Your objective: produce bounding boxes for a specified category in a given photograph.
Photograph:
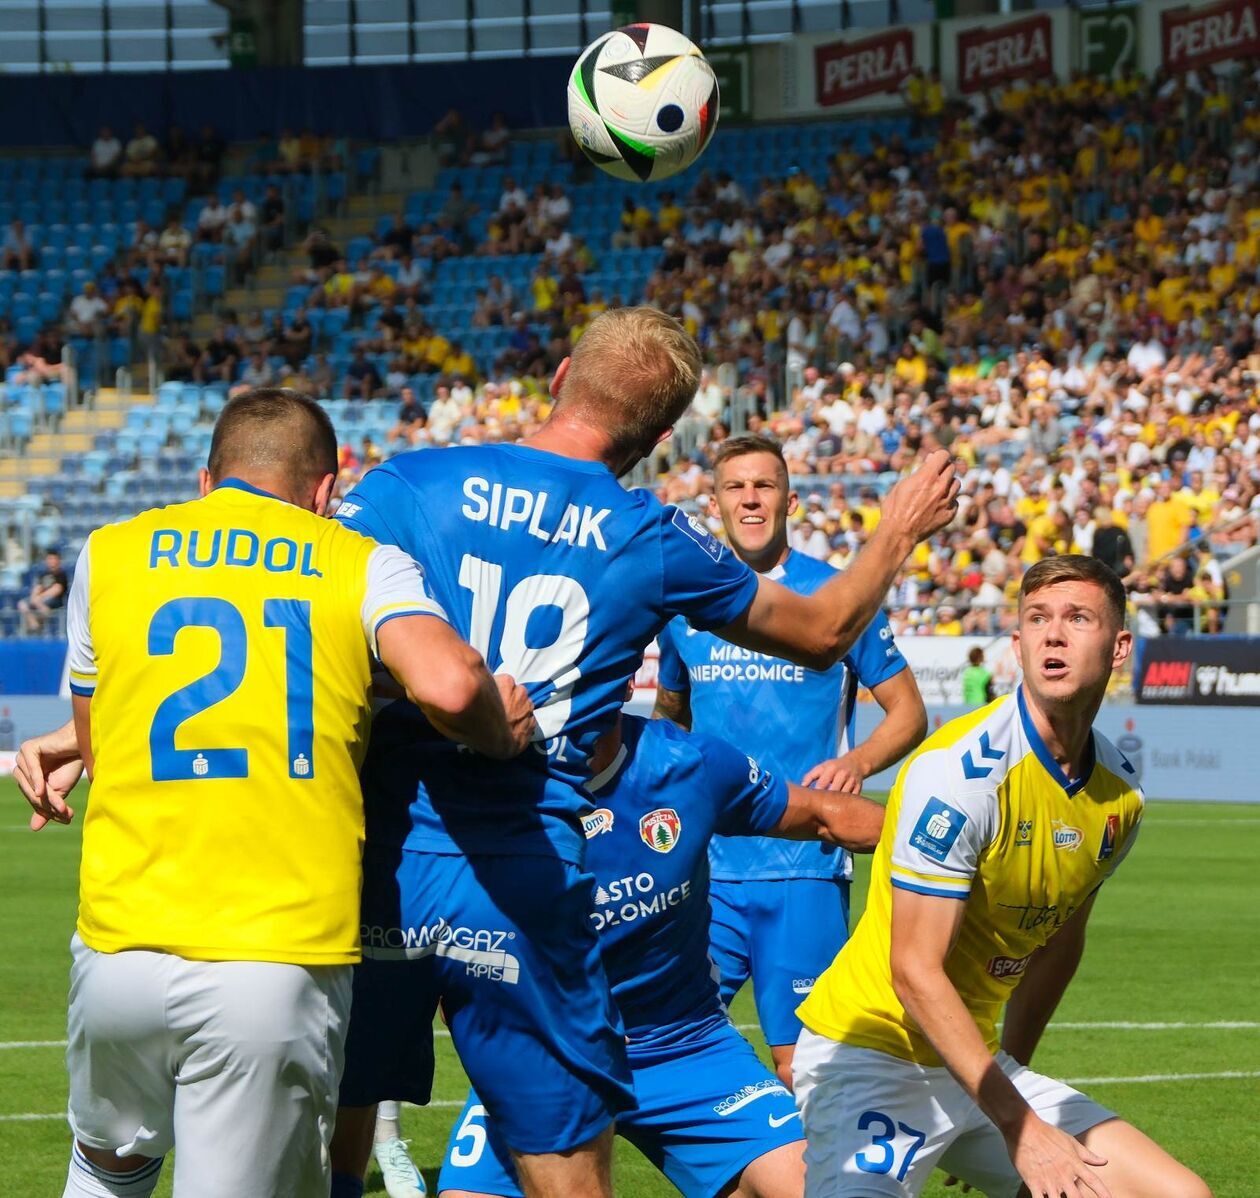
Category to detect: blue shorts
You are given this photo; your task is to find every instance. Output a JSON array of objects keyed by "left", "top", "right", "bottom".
[
  {"left": 438, "top": 1015, "right": 805, "bottom": 1198},
  {"left": 339, "top": 845, "right": 634, "bottom": 1155},
  {"left": 708, "top": 877, "right": 850, "bottom": 1047}
]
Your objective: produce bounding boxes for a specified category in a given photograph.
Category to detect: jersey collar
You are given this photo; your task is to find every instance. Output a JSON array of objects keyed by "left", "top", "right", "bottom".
[
  {"left": 215, "top": 477, "right": 285, "bottom": 502},
  {"left": 1016, "top": 685, "right": 1096, "bottom": 798},
  {"left": 587, "top": 742, "right": 629, "bottom": 794}
]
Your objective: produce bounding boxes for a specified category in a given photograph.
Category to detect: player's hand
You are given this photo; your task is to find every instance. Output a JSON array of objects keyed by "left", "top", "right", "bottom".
[
  {"left": 494, "top": 673, "right": 540, "bottom": 758},
  {"left": 881, "top": 450, "right": 960, "bottom": 545},
  {"left": 1005, "top": 1113, "right": 1111, "bottom": 1198},
  {"left": 14, "top": 725, "right": 84, "bottom": 832},
  {"left": 803, "top": 754, "right": 866, "bottom": 795}
]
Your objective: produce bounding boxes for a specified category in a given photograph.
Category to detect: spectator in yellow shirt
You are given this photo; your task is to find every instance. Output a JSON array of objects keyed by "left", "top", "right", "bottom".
[
  {"left": 442, "top": 344, "right": 477, "bottom": 381},
  {"left": 1146, "top": 480, "right": 1191, "bottom": 561}
]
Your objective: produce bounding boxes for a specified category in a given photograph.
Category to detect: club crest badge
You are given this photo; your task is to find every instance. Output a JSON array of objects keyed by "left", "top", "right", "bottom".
[{"left": 640, "top": 808, "right": 682, "bottom": 853}]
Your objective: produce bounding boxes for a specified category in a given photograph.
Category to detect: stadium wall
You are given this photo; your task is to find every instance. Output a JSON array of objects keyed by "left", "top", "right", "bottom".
[{"left": 0, "top": 57, "right": 572, "bottom": 148}]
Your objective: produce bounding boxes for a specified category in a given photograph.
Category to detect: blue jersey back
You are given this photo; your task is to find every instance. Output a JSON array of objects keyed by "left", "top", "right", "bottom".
[
  {"left": 657, "top": 550, "right": 906, "bottom": 882},
  {"left": 585, "top": 716, "right": 786, "bottom": 1048},
  {"left": 337, "top": 445, "right": 758, "bottom": 863}
]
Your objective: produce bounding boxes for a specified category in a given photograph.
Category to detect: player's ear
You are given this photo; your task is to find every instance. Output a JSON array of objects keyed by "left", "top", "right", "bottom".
[
  {"left": 654, "top": 426, "right": 674, "bottom": 448},
  {"left": 1112, "top": 627, "right": 1133, "bottom": 669},
  {"left": 787, "top": 489, "right": 800, "bottom": 517},
  {"left": 197, "top": 467, "right": 214, "bottom": 498},
  {"left": 313, "top": 472, "right": 336, "bottom": 516},
  {"left": 550, "top": 357, "right": 571, "bottom": 400}
]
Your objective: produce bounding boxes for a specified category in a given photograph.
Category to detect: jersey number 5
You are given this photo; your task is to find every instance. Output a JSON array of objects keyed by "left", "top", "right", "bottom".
[{"left": 147, "top": 596, "right": 314, "bottom": 782}]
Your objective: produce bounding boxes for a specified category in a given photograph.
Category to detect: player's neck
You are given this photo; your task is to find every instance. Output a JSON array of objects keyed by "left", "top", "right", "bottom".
[
  {"left": 737, "top": 540, "right": 790, "bottom": 575},
  {"left": 1020, "top": 684, "right": 1101, "bottom": 782},
  {"left": 522, "top": 419, "right": 619, "bottom": 471}
]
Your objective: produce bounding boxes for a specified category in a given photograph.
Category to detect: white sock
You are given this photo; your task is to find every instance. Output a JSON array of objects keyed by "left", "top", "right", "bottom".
[
  {"left": 375, "top": 1100, "right": 401, "bottom": 1143},
  {"left": 63, "top": 1143, "right": 162, "bottom": 1198}
]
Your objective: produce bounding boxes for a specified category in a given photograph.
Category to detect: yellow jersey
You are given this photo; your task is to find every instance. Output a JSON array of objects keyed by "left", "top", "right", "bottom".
[
  {"left": 799, "top": 689, "right": 1143, "bottom": 1066},
  {"left": 65, "top": 479, "right": 442, "bottom": 965}
]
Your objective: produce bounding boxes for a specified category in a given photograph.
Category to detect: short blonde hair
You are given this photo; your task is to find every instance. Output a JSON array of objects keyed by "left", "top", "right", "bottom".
[{"left": 558, "top": 307, "right": 702, "bottom": 451}]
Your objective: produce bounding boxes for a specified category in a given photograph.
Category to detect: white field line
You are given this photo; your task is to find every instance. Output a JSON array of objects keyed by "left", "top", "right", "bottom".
[
  {"left": 2, "top": 1021, "right": 1255, "bottom": 1053},
  {"left": 7, "top": 1073, "right": 1260, "bottom": 1125}
]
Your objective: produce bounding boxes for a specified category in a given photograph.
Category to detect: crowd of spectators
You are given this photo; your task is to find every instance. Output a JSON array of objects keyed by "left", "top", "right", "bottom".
[
  {"left": 323, "top": 71, "right": 1260, "bottom": 637},
  {"left": 12, "top": 72, "right": 1260, "bottom": 641}
]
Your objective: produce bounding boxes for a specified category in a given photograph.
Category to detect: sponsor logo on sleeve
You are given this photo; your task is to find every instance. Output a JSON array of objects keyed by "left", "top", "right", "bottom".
[
  {"left": 909, "top": 797, "right": 966, "bottom": 863},
  {"left": 583, "top": 808, "right": 615, "bottom": 838},
  {"left": 640, "top": 807, "right": 682, "bottom": 853},
  {"left": 1097, "top": 812, "right": 1120, "bottom": 861},
  {"left": 1051, "top": 820, "right": 1083, "bottom": 853},
  {"left": 791, "top": 977, "right": 817, "bottom": 995},
  {"left": 671, "top": 506, "right": 724, "bottom": 562}
]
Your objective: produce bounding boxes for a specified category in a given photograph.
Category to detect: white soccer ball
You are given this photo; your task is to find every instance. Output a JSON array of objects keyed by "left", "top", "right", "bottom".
[{"left": 567, "top": 23, "right": 720, "bottom": 183}]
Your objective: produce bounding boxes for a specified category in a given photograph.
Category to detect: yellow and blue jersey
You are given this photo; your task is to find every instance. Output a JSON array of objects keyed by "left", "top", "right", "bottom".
[
  {"left": 65, "top": 478, "right": 442, "bottom": 965},
  {"left": 798, "top": 688, "right": 1143, "bottom": 1066}
]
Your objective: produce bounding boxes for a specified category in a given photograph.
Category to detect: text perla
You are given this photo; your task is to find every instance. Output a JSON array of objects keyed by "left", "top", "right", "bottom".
[{"left": 461, "top": 477, "right": 611, "bottom": 551}]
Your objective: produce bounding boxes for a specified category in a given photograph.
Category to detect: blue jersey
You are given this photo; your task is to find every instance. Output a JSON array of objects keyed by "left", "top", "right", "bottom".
[
  {"left": 584, "top": 715, "right": 787, "bottom": 1047},
  {"left": 336, "top": 445, "right": 759, "bottom": 864},
  {"left": 657, "top": 550, "right": 906, "bottom": 882}
]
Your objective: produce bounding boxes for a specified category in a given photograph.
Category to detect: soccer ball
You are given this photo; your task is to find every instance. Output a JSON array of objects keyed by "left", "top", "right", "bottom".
[{"left": 567, "top": 23, "right": 720, "bottom": 183}]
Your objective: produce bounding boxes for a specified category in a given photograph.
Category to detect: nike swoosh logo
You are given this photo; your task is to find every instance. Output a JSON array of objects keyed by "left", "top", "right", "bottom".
[{"left": 768, "top": 1112, "right": 801, "bottom": 1128}]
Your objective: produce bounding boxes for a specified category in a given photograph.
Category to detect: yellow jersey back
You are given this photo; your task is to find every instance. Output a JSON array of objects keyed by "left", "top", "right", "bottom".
[
  {"left": 798, "top": 689, "right": 1144, "bottom": 1066},
  {"left": 67, "top": 479, "right": 438, "bottom": 965}
]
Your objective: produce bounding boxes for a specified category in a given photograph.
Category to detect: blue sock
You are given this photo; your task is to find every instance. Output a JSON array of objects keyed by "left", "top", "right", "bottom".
[{"left": 330, "top": 1173, "right": 365, "bottom": 1198}]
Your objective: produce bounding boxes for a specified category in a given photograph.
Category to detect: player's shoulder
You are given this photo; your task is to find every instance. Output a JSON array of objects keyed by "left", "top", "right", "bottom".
[
  {"left": 780, "top": 549, "right": 837, "bottom": 595},
  {"left": 1087, "top": 729, "right": 1146, "bottom": 808},
  {"left": 898, "top": 695, "right": 1018, "bottom": 804}
]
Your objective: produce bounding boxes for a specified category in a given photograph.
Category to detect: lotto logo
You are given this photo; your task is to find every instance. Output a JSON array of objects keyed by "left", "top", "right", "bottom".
[
  {"left": 1052, "top": 821, "right": 1083, "bottom": 853},
  {"left": 583, "top": 808, "right": 615, "bottom": 838}
]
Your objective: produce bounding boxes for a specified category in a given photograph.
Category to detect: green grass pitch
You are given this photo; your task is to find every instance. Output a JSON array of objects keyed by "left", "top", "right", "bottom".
[{"left": 1, "top": 779, "right": 1256, "bottom": 1196}]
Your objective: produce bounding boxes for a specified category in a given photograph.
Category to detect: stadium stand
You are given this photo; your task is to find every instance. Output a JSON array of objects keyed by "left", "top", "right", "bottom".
[{"left": 4, "top": 66, "right": 1260, "bottom": 643}]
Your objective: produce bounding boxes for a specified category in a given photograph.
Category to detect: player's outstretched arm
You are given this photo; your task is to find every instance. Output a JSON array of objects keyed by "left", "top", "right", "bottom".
[
  {"left": 772, "top": 784, "right": 885, "bottom": 852},
  {"left": 376, "top": 616, "right": 537, "bottom": 760},
  {"left": 13, "top": 719, "right": 84, "bottom": 831},
  {"left": 1000, "top": 891, "right": 1097, "bottom": 1067},
  {"left": 714, "top": 451, "right": 960, "bottom": 670},
  {"left": 890, "top": 889, "right": 1111, "bottom": 1198}
]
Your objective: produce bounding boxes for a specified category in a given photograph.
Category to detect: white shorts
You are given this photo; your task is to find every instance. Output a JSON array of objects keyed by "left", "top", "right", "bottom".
[
  {"left": 67, "top": 934, "right": 352, "bottom": 1197},
  {"left": 793, "top": 1029, "right": 1115, "bottom": 1198}
]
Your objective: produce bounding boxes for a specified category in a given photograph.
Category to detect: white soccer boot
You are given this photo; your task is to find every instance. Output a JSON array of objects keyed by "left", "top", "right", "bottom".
[{"left": 373, "top": 1136, "right": 427, "bottom": 1198}]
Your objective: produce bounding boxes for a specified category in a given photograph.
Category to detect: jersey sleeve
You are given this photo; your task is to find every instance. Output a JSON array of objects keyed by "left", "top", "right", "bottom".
[
  {"left": 697, "top": 731, "right": 790, "bottom": 838},
  {"left": 889, "top": 753, "right": 998, "bottom": 900},
  {"left": 334, "top": 462, "right": 414, "bottom": 549},
  {"left": 654, "top": 620, "right": 689, "bottom": 693},
  {"left": 659, "top": 506, "right": 759, "bottom": 631},
  {"left": 65, "top": 541, "right": 96, "bottom": 697},
  {"left": 362, "top": 544, "right": 449, "bottom": 657},
  {"left": 844, "top": 608, "right": 907, "bottom": 689}
]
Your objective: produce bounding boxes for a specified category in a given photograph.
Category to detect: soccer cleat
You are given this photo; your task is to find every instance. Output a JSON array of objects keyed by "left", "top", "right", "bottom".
[{"left": 374, "top": 1136, "right": 427, "bottom": 1198}]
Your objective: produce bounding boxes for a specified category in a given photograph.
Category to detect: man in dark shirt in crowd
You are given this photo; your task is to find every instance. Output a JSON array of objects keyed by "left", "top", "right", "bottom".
[
  {"left": 19, "top": 550, "right": 68, "bottom": 634},
  {"left": 380, "top": 214, "right": 415, "bottom": 259},
  {"left": 1091, "top": 505, "right": 1135, "bottom": 577},
  {"left": 343, "top": 347, "right": 383, "bottom": 401},
  {"left": 261, "top": 184, "right": 286, "bottom": 252}
]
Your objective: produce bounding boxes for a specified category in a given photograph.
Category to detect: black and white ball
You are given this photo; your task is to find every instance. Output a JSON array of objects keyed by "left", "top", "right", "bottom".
[{"left": 567, "top": 23, "right": 720, "bottom": 183}]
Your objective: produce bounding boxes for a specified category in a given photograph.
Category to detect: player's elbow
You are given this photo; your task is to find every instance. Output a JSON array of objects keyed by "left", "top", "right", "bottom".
[
  {"left": 889, "top": 950, "right": 936, "bottom": 1011},
  {"left": 414, "top": 645, "right": 489, "bottom": 723}
]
